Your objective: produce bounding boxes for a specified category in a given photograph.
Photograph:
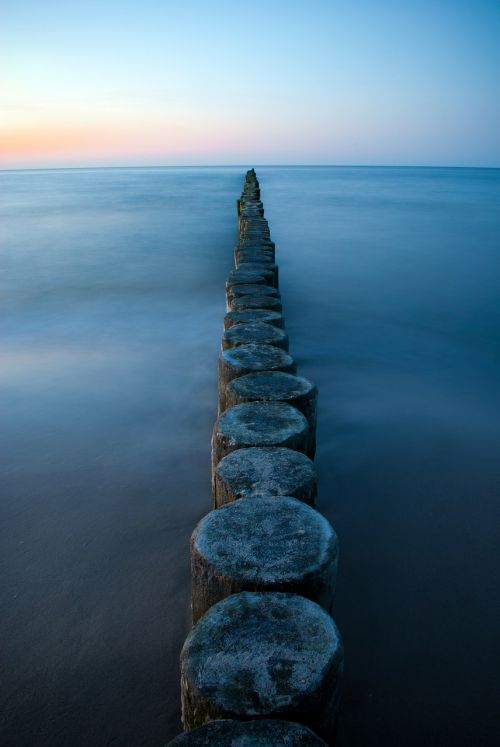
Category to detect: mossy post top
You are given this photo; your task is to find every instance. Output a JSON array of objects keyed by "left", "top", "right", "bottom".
[
  {"left": 191, "top": 496, "right": 338, "bottom": 586},
  {"left": 181, "top": 591, "right": 344, "bottom": 716},
  {"left": 222, "top": 322, "right": 289, "bottom": 350},
  {"left": 227, "top": 370, "right": 317, "bottom": 402},
  {"left": 219, "top": 343, "right": 295, "bottom": 375},
  {"left": 223, "top": 309, "right": 284, "bottom": 329},
  {"left": 214, "top": 402, "right": 309, "bottom": 448},
  {"left": 215, "top": 446, "right": 316, "bottom": 501}
]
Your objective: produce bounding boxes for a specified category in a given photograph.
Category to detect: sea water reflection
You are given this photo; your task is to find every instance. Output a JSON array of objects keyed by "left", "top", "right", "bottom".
[{"left": 1, "top": 166, "right": 499, "bottom": 746}]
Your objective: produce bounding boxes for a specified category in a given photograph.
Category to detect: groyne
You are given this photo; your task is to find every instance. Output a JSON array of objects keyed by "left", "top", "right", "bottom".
[{"left": 167, "top": 170, "right": 344, "bottom": 745}]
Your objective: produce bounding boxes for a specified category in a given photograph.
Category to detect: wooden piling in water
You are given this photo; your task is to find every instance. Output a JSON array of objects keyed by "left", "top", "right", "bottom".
[
  {"left": 229, "top": 294, "right": 283, "bottom": 313},
  {"left": 223, "top": 308, "right": 284, "bottom": 329},
  {"left": 236, "top": 260, "right": 279, "bottom": 286},
  {"left": 173, "top": 169, "right": 343, "bottom": 745},
  {"left": 225, "top": 371, "right": 318, "bottom": 457},
  {"left": 226, "top": 283, "right": 280, "bottom": 311},
  {"left": 213, "top": 446, "right": 317, "bottom": 507},
  {"left": 190, "top": 496, "right": 338, "bottom": 622},
  {"left": 228, "top": 282, "right": 280, "bottom": 300},
  {"left": 221, "top": 322, "right": 289, "bottom": 351},
  {"left": 218, "top": 343, "right": 295, "bottom": 412},
  {"left": 227, "top": 268, "right": 274, "bottom": 287},
  {"left": 180, "top": 592, "right": 344, "bottom": 741},
  {"left": 211, "top": 402, "right": 309, "bottom": 484}
]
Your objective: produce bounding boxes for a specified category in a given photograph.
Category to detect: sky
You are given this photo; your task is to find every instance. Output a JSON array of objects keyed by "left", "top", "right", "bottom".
[{"left": 1, "top": 0, "right": 500, "bottom": 168}]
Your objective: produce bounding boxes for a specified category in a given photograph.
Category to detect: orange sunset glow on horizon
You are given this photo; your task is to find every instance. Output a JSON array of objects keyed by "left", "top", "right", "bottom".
[{"left": 2, "top": 1, "right": 499, "bottom": 168}]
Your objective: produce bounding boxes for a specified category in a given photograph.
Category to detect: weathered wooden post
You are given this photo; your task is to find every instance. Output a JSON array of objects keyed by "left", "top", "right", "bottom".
[
  {"left": 218, "top": 343, "right": 295, "bottom": 412},
  {"left": 227, "top": 267, "right": 275, "bottom": 286},
  {"left": 173, "top": 169, "right": 343, "bottom": 746},
  {"left": 236, "top": 249, "right": 275, "bottom": 264},
  {"left": 228, "top": 282, "right": 280, "bottom": 302},
  {"left": 223, "top": 309, "right": 284, "bottom": 329},
  {"left": 225, "top": 371, "right": 318, "bottom": 457},
  {"left": 222, "top": 322, "right": 289, "bottom": 351},
  {"left": 213, "top": 446, "right": 317, "bottom": 506},
  {"left": 180, "top": 592, "right": 344, "bottom": 741},
  {"left": 211, "top": 403, "right": 309, "bottom": 484},
  {"left": 236, "top": 260, "right": 279, "bottom": 285},
  {"left": 190, "top": 496, "right": 338, "bottom": 621},
  {"left": 230, "top": 295, "right": 283, "bottom": 313}
]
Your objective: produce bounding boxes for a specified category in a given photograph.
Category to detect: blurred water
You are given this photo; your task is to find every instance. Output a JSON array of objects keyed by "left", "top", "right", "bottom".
[{"left": 1, "top": 166, "right": 499, "bottom": 746}]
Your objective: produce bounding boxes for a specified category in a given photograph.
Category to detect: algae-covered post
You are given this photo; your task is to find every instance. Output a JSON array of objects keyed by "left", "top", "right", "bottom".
[
  {"left": 190, "top": 496, "right": 338, "bottom": 622},
  {"left": 168, "top": 169, "right": 343, "bottom": 746},
  {"left": 223, "top": 308, "right": 283, "bottom": 329},
  {"left": 221, "top": 322, "right": 289, "bottom": 351},
  {"left": 211, "top": 402, "right": 310, "bottom": 483},
  {"left": 225, "top": 371, "right": 318, "bottom": 456},
  {"left": 180, "top": 592, "right": 344, "bottom": 741},
  {"left": 217, "top": 343, "right": 295, "bottom": 412},
  {"left": 213, "top": 446, "right": 317, "bottom": 507}
]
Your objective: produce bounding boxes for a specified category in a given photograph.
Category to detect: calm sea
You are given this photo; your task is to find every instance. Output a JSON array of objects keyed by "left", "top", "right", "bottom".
[{"left": 1, "top": 166, "right": 499, "bottom": 746}]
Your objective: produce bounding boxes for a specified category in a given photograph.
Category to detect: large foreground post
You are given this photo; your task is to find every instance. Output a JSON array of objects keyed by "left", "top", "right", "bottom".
[{"left": 180, "top": 592, "right": 344, "bottom": 742}]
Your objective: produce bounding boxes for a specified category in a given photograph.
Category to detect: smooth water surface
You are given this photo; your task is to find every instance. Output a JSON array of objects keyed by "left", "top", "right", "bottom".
[{"left": 1, "top": 166, "right": 499, "bottom": 746}]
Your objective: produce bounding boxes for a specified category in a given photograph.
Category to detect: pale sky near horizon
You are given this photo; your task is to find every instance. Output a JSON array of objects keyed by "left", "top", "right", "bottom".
[{"left": 1, "top": 0, "right": 500, "bottom": 168}]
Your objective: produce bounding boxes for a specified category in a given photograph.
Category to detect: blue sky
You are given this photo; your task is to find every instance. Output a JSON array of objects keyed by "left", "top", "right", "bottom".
[{"left": 1, "top": 0, "right": 500, "bottom": 167}]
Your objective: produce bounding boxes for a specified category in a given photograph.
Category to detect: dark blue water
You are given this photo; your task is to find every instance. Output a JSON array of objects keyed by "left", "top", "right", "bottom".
[{"left": 1, "top": 167, "right": 499, "bottom": 746}]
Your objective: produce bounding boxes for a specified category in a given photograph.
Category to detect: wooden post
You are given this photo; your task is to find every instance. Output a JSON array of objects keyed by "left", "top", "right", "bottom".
[
  {"left": 226, "top": 371, "right": 318, "bottom": 458},
  {"left": 229, "top": 295, "right": 283, "bottom": 313},
  {"left": 191, "top": 495, "right": 338, "bottom": 621},
  {"left": 222, "top": 322, "right": 289, "bottom": 351},
  {"left": 218, "top": 344, "right": 295, "bottom": 412},
  {"left": 211, "top": 402, "right": 309, "bottom": 485},
  {"left": 213, "top": 446, "right": 317, "bottom": 507},
  {"left": 223, "top": 309, "right": 284, "bottom": 330},
  {"left": 181, "top": 592, "right": 344, "bottom": 741}
]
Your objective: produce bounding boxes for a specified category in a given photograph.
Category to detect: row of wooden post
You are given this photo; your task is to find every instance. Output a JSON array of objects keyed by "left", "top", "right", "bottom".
[{"left": 167, "top": 170, "right": 344, "bottom": 746}]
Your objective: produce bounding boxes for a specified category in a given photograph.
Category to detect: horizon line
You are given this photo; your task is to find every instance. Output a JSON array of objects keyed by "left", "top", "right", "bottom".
[{"left": 1, "top": 163, "right": 500, "bottom": 174}]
